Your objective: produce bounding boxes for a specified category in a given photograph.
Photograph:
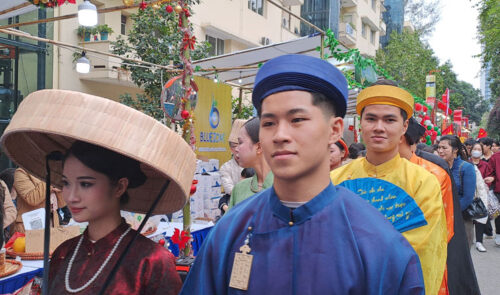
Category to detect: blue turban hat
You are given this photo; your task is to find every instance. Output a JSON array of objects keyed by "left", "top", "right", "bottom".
[{"left": 252, "top": 54, "right": 348, "bottom": 118}]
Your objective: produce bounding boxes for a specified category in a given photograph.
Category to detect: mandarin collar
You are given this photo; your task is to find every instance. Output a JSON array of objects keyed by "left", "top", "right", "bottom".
[
  {"left": 270, "top": 183, "right": 337, "bottom": 225},
  {"left": 82, "top": 219, "right": 130, "bottom": 251},
  {"left": 362, "top": 153, "right": 402, "bottom": 178}
]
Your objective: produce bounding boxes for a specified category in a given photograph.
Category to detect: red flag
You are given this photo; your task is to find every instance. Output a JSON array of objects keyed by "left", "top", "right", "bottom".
[
  {"left": 478, "top": 128, "right": 488, "bottom": 139},
  {"left": 442, "top": 125, "right": 453, "bottom": 135},
  {"left": 453, "top": 110, "right": 462, "bottom": 124}
]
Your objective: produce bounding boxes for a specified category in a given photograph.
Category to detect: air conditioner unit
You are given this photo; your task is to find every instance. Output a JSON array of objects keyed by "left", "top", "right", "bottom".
[{"left": 260, "top": 37, "right": 271, "bottom": 45}]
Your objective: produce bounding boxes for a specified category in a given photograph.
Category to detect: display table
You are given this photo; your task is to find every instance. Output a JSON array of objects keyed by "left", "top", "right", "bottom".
[
  {"left": 0, "top": 222, "right": 213, "bottom": 294},
  {"left": 0, "top": 260, "right": 43, "bottom": 294}
]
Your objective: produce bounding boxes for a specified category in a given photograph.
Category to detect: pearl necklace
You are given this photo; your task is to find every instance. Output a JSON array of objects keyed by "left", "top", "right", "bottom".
[{"left": 65, "top": 227, "right": 132, "bottom": 293}]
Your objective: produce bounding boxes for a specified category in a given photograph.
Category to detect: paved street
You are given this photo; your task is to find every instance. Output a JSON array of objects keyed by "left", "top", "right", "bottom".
[{"left": 471, "top": 237, "right": 500, "bottom": 295}]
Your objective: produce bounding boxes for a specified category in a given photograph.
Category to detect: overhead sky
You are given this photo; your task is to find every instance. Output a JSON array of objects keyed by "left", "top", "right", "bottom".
[{"left": 428, "top": 0, "right": 481, "bottom": 89}]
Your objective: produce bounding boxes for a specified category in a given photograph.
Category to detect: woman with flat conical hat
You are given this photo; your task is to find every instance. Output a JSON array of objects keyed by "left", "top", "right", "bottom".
[{"left": 1, "top": 90, "right": 196, "bottom": 294}]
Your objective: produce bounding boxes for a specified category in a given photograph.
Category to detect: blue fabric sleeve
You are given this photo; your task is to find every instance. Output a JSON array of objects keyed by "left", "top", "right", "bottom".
[{"left": 460, "top": 163, "right": 476, "bottom": 210}]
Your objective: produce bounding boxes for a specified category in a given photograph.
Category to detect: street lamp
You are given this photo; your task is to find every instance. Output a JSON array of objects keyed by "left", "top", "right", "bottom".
[{"left": 78, "top": 0, "right": 97, "bottom": 27}]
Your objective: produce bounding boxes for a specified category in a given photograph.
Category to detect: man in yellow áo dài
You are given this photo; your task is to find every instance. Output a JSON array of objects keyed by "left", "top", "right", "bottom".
[{"left": 330, "top": 81, "right": 447, "bottom": 295}]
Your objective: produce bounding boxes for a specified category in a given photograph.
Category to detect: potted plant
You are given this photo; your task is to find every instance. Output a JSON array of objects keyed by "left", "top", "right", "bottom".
[
  {"left": 76, "top": 26, "right": 92, "bottom": 42},
  {"left": 97, "top": 24, "right": 114, "bottom": 41}
]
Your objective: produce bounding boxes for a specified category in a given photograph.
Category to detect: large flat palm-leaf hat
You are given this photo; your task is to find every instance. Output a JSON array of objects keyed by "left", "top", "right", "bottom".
[{"left": 1, "top": 89, "right": 196, "bottom": 214}]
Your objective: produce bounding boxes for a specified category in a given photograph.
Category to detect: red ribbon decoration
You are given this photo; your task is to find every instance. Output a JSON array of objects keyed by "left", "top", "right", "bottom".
[
  {"left": 182, "top": 33, "right": 196, "bottom": 50},
  {"left": 57, "top": 0, "right": 76, "bottom": 5}
]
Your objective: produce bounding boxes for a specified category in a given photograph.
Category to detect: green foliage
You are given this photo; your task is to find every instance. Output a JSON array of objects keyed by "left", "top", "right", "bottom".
[
  {"left": 110, "top": 2, "right": 210, "bottom": 121},
  {"left": 375, "top": 30, "right": 487, "bottom": 125},
  {"left": 76, "top": 26, "right": 96, "bottom": 38},
  {"left": 376, "top": 30, "right": 438, "bottom": 99},
  {"left": 120, "top": 93, "right": 164, "bottom": 121},
  {"left": 322, "top": 29, "right": 428, "bottom": 107},
  {"left": 231, "top": 96, "right": 254, "bottom": 120},
  {"left": 96, "top": 24, "right": 113, "bottom": 34},
  {"left": 478, "top": 0, "right": 500, "bottom": 101},
  {"left": 487, "top": 97, "right": 500, "bottom": 139}
]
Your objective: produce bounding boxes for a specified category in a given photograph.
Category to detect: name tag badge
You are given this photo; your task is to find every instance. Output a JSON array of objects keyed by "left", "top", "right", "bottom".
[{"left": 229, "top": 245, "right": 253, "bottom": 290}]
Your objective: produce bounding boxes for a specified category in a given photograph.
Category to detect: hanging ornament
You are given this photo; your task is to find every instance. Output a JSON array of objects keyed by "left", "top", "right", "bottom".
[
  {"left": 122, "top": 0, "right": 134, "bottom": 6},
  {"left": 183, "top": 8, "right": 191, "bottom": 17},
  {"left": 181, "top": 110, "right": 190, "bottom": 119},
  {"left": 139, "top": 1, "right": 147, "bottom": 10},
  {"left": 174, "top": 4, "right": 183, "bottom": 13},
  {"left": 424, "top": 119, "right": 431, "bottom": 126},
  {"left": 166, "top": 5, "right": 173, "bottom": 13},
  {"left": 434, "top": 126, "right": 439, "bottom": 131},
  {"left": 160, "top": 75, "right": 198, "bottom": 121},
  {"left": 427, "top": 125, "right": 432, "bottom": 130},
  {"left": 190, "top": 184, "right": 197, "bottom": 195}
]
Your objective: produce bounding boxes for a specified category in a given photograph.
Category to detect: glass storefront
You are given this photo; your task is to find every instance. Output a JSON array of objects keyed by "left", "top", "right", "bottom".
[{"left": 0, "top": 9, "right": 53, "bottom": 170}]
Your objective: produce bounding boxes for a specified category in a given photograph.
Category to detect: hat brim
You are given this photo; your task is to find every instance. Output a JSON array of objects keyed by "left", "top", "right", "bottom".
[{"left": 1, "top": 90, "right": 196, "bottom": 215}]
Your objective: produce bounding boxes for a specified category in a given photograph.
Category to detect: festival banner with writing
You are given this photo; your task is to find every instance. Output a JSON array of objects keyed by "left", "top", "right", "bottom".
[{"left": 193, "top": 76, "right": 232, "bottom": 165}]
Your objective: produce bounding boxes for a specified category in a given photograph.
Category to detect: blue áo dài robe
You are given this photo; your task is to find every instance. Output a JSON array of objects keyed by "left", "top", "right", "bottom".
[{"left": 180, "top": 183, "right": 424, "bottom": 295}]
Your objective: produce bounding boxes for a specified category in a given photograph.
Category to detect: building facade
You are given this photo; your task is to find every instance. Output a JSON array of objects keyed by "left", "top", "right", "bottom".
[
  {"left": 379, "top": 0, "right": 403, "bottom": 48},
  {"left": 338, "top": 0, "right": 386, "bottom": 57},
  {"left": 480, "top": 61, "right": 493, "bottom": 102}
]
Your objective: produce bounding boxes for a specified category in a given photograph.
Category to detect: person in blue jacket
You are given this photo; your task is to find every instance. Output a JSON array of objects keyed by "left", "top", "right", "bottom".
[
  {"left": 438, "top": 134, "right": 476, "bottom": 247},
  {"left": 180, "top": 54, "right": 424, "bottom": 295}
]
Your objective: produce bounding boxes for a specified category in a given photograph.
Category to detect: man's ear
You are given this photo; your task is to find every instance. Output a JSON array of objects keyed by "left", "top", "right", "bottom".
[
  {"left": 329, "top": 117, "right": 344, "bottom": 146},
  {"left": 402, "top": 118, "right": 409, "bottom": 134},
  {"left": 256, "top": 142, "right": 262, "bottom": 155}
]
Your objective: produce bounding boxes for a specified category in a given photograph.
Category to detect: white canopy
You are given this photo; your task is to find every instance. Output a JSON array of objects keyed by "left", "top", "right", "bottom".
[{"left": 193, "top": 33, "right": 333, "bottom": 89}]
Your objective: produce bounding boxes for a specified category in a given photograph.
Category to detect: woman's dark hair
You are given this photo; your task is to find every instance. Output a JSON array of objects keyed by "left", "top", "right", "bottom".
[
  {"left": 464, "top": 138, "right": 476, "bottom": 147},
  {"left": 241, "top": 168, "right": 256, "bottom": 179},
  {"left": 334, "top": 141, "right": 346, "bottom": 153},
  {"left": 63, "top": 141, "right": 147, "bottom": 204},
  {"left": 0, "top": 168, "right": 16, "bottom": 192},
  {"left": 243, "top": 117, "right": 260, "bottom": 144},
  {"left": 439, "top": 135, "right": 469, "bottom": 160},
  {"left": 348, "top": 143, "right": 366, "bottom": 159}
]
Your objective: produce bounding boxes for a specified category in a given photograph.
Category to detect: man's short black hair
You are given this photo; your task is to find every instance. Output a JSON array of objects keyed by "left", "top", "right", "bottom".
[
  {"left": 311, "top": 92, "right": 337, "bottom": 118},
  {"left": 479, "top": 137, "right": 494, "bottom": 147}
]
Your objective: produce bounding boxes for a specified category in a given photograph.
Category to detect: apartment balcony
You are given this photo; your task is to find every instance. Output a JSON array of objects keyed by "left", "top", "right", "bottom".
[
  {"left": 379, "top": 21, "right": 386, "bottom": 36},
  {"left": 77, "top": 40, "right": 135, "bottom": 87},
  {"left": 341, "top": 0, "right": 358, "bottom": 8},
  {"left": 338, "top": 22, "right": 357, "bottom": 46}
]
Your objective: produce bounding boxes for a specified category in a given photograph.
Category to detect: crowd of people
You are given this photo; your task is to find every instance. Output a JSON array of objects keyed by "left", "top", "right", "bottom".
[{"left": 0, "top": 53, "right": 496, "bottom": 294}]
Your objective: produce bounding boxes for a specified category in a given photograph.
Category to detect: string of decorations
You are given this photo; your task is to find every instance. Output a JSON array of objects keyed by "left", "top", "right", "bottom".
[
  {"left": 321, "top": 29, "right": 431, "bottom": 110},
  {"left": 28, "top": 0, "right": 76, "bottom": 8}
]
